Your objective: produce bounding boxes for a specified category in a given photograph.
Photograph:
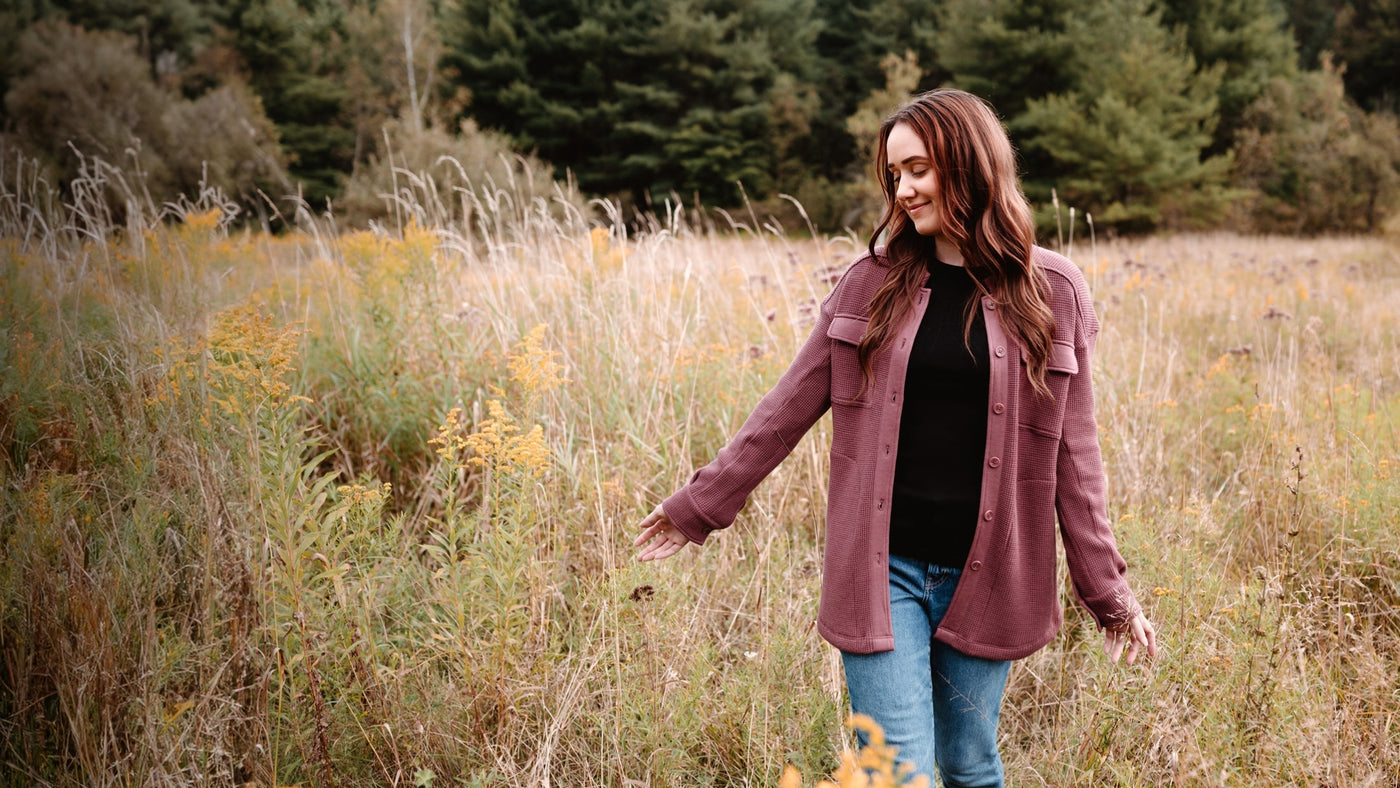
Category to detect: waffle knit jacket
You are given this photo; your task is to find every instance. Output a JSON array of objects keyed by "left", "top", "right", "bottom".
[{"left": 661, "top": 246, "right": 1143, "bottom": 660}]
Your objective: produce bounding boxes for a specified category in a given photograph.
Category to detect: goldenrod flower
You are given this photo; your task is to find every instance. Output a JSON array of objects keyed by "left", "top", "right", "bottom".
[
  {"left": 205, "top": 302, "right": 306, "bottom": 417},
  {"left": 435, "top": 400, "right": 549, "bottom": 479},
  {"left": 784, "top": 715, "right": 928, "bottom": 788},
  {"left": 508, "top": 324, "right": 567, "bottom": 401}
]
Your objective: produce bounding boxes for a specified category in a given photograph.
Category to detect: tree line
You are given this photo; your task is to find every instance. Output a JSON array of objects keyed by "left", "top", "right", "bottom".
[{"left": 1, "top": 0, "right": 1397, "bottom": 233}]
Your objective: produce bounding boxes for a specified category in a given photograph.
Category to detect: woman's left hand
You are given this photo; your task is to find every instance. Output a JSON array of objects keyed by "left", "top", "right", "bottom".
[{"left": 1104, "top": 612, "right": 1157, "bottom": 666}]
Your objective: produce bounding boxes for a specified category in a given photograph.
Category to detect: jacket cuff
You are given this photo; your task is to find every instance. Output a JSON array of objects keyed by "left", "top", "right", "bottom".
[
  {"left": 1084, "top": 584, "right": 1142, "bottom": 630},
  {"left": 661, "top": 486, "right": 722, "bottom": 546}
]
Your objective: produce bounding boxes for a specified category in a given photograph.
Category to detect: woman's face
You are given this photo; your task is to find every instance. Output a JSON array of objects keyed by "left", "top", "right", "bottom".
[{"left": 885, "top": 121, "right": 942, "bottom": 237}]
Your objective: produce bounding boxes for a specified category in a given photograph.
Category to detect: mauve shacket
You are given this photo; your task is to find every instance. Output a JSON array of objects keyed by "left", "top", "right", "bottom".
[{"left": 661, "top": 246, "right": 1142, "bottom": 660}]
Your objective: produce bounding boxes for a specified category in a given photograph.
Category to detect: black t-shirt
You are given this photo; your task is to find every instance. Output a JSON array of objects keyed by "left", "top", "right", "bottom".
[{"left": 887, "top": 260, "right": 990, "bottom": 568}]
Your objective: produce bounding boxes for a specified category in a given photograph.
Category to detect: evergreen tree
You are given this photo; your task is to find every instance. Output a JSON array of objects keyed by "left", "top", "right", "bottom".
[
  {"left": 933, "top": 0, "right": 1079, "bottom": 120},
  {"left": 806, "top": 0, "right": 948, "bottom": 181},
  {"left": 934, "top": 0, "right": 1231, "bottom": 231},
  {"left": 1158, "top": 0, "right": 1298, "bottom": 152},
  {"left": 1331, "top": 0, "right": 1400, "bottom": 110},
  {"left": 845, "top": 49, "right": 922, "bottom": 162},
  {"left": 1283, "top": 0, "right": 1339, "bottom": 68},
  {"left": 19, "top": 0, "right": 227, "bottom": 66},
  {"left": 1016, "top": 0, "right": 1231, "bottom": 229},
  {"left": 225, "top": 0, "right": 357, "bottom": 207},
  {"left": 1, "top": 0, "right": 226, "bottom": 115},
  {"left": 1283, "top": 0, "right": 1399, "bottom": 111},
  {"left": 442, "top": 0, "right": 825, "bottom": 205}
]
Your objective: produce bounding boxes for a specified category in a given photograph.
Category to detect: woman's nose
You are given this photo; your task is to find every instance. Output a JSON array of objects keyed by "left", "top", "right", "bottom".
[{"left": 896, "top": 177, "right": 914, "bottom": 201}]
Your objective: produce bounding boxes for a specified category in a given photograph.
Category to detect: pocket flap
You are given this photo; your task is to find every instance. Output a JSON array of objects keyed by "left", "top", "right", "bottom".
[
  {"left": 826, "top": 315, "right": 868, "bottom": 345},
  {"left": 1048, "top": 340, "right": 1079, "bottom": 374}
]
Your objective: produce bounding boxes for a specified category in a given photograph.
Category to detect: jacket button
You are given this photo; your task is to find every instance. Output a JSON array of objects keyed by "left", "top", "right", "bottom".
[
  {"left": 992, "top": 403, "right": 1005, "bottom": 415},
  {"left": 983, "top": 510, "right": 994, "bottom": 521},
  {"left": 884, "top": 445, "right": 891, "bottom": 456},
  {"left": 970, "top": 560, "right": 983, "bottom": 571},
  {"left": 995, "top": 345, "right": 1006, "bottom": 358},
  {"left": 986, "top": 302, "right": 996, "bottom": 310},
  {"left": 988, "top": 456, "right": 1001, "bottom": 468},
  {"left": 877, "top": 499, "right": 885, "bottom": 510},
  {"left": 891, "top": 393, "right": 897, "bottom": 403}
]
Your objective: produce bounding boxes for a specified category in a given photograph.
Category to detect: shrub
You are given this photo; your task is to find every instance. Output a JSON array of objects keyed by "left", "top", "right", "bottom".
[
  {"left": 3, "top": 20, "right": 288, "bottom": 220},
  {"left": 1234, "top": 55, "right": 1400, "bottom": 233},
  {"left": 335, "top": 116, "right": 579, "bottom": 229}
]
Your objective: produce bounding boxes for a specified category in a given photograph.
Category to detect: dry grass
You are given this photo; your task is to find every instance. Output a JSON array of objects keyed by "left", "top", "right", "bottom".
[{"left": 2, "top": 159, "right": 1399, "bottom": 787}]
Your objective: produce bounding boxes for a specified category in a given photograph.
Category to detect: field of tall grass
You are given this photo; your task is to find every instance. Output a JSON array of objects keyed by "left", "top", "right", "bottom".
[{"left": 2, "top": 157, "right": 1398, "bottom": 787}]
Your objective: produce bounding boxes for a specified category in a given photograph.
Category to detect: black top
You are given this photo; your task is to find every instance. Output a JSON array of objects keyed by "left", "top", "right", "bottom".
[{"left": 888, "top": 260, "right": 990, "bottom": 568}]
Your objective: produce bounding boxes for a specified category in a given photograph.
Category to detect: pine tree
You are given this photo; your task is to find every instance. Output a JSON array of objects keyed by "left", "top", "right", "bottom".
[
  {"left": 933, "top": 0, "right": 1079, "bottom": 120},
  {"left": 806, "top": 0, "right": 950, "bottom": 182},
  {"left": 1019, "top": 0, "right": 1231, "bottom": 229},
  {"left": 1158, "top": 0, "right": 1298, "bottom": 152},
  {"left": 441, "top": 0, "right": 825, "bottom": 205},
  {"left": 933, "top": 0, "right": 1230, "bottom": 231},
  {"left": 225, "top": 0, "right": 358, "bottom": 207},
  {"left": 1331, "top": 0, "right": 1400, "bottom": 110},
  {"left": 1283, "top": 0, "right": 1339, "bottom": 68}
]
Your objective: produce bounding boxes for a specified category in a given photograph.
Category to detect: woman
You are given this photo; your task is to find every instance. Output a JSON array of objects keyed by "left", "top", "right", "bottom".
[{"left": 633, "top": 88, "right": 1157, "bottom": 787}]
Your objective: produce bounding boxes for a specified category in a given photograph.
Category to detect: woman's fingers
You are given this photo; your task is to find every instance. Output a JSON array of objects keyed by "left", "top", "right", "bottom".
[
  {"left": 640, "top": 533, "right": 683, "bottom": 561},
  {"left": 633, "top": 505, "right": 665, "bottom": 542},
  {"left": 634, "top": 505, "right": 687, "bottom": 561},
  {"left": 1106, "top": 613, "right": 1159, "bottom": 665},
  {"left": 633, "top": 505, "right": 668, "bottom": 547},
  {"left": 636, "top": 527, "right": 684, "bottom": 561},
  {"left": 1105, "top": 628, "right": 1126, "bottom": 663},
  {"left": 632, "top": 522, "right": 659, "bottom": 548},
  {"left": 1131, "top": 614, "right": 1158, "bottom": 663}
]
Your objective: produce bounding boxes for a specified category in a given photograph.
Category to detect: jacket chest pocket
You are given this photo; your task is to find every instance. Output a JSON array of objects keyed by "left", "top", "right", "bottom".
[
  {"left": 827, "top": 315, "right": 870, "bottom": 407},
  {"left": 1019, "top": 340, "right": 1078, "bottom": 436}
]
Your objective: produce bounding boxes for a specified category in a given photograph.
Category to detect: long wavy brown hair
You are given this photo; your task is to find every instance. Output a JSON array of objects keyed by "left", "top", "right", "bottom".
[{"left": 860, "top": 89, "right": 1056, "bottom": 398}]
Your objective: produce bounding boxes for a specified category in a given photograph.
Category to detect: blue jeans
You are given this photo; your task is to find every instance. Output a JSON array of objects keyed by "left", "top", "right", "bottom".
[{"left": 841, "top": 556, "right": 1011, "bottom": 787}]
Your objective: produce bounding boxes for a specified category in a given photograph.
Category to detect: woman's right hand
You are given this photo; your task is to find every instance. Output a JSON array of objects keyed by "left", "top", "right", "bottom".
[{"left": 633, "top": 504, "right": 689, "bottom": 561}]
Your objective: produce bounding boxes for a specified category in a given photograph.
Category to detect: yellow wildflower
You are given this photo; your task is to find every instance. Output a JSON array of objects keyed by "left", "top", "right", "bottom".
[
  {"left": 205, "top": 302, "right": 306, "bottom": 417},
  {"left": 437, "top": 400, "right": 550, "bottom": 479},
  {"left": 429, "top": 406, "right": 471, "bottom": 465},
  {"left": 508, "top": 324, "right": 567, "bottom": 400},
  {"left": 791, "top": 714, "right": 928, "bottom": 788},
  {"left": 181, "top": 208, "right": 222, "bottom": 234}
]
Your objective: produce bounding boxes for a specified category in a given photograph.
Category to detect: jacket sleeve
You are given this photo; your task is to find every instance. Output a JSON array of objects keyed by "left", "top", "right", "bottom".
[
  {"left": 1054, "top": 283, "right": 1143, "bottom": 631},
  {"left": 661, "top": 285, "right": 838, "bottom": 545}
]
